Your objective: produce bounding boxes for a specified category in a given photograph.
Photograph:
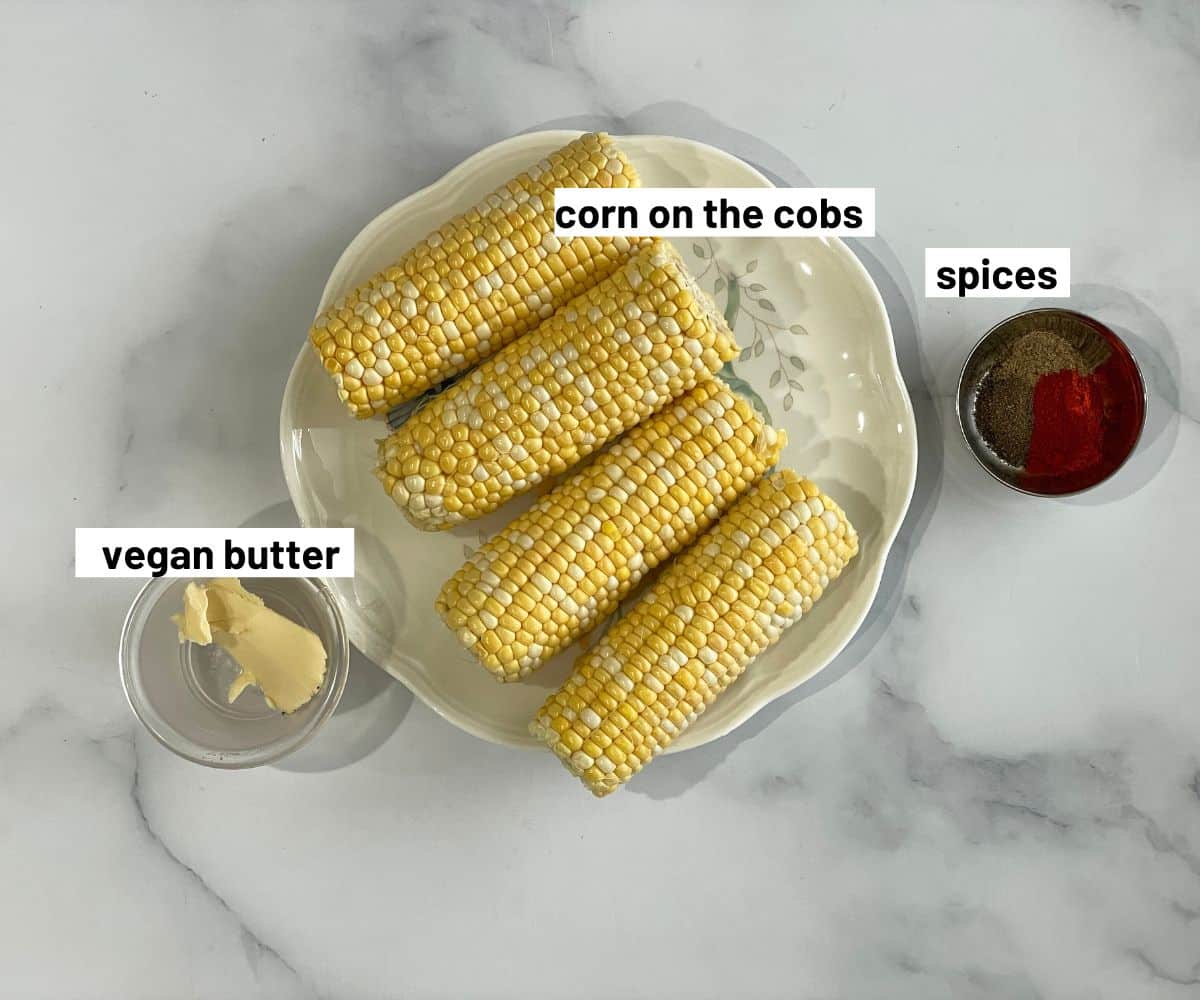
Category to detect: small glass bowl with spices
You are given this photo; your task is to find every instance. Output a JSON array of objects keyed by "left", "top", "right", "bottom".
[{"left": 957, "top": 308, "right": 1145, "bottom": 496}]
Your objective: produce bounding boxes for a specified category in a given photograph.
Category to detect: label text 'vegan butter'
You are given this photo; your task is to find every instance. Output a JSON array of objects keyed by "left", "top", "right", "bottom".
[
  {"left": 103, "top": 539, "right": 339, "bottom": 577},
  {"left": 74, "top": 528, "right": 354, "bottom": 578}
]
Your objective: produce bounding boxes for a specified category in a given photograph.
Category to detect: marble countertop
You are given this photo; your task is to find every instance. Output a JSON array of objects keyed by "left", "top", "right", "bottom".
[{"left": 5, "top": 2, "right": 1198, "bottom": 997}]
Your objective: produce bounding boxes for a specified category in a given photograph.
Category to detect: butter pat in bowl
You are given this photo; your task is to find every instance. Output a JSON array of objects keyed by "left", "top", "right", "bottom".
[{"left": 120, "top": 577, "right": 348, "bottom": 767}]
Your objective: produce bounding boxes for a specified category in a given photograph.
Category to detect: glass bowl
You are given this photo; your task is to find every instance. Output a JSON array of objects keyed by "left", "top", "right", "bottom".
[
  {"left": 119, "top": 577, "right": 349, "bottom": 768},
  {"left": 956, "top": 308, "right": 1146, "bottom": 497}
]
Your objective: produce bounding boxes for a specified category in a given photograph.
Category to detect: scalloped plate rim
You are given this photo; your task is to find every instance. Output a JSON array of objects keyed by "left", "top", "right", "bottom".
[{"left": 280, "top": 130, "right": 917, "bottom": 752}]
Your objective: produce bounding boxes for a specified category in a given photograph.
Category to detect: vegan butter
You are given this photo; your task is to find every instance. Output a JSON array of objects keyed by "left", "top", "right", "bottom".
[{"left": 172, "top": 578, "right": 327, "bottom": 713}]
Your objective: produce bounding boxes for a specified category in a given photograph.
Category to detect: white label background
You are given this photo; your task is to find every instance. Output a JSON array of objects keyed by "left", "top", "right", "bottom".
[
  {"left": 75, "top": 528, "right": 355, "bottom": 578},
  {"left": 554, "top": 187, "right": 876, "bottom": 238}
]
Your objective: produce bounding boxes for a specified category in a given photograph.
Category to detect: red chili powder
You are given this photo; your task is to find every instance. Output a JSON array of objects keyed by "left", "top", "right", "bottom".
[
  {"left": 1091, "top": 353, "right": 1142, "bottom": 465},
  {"left": 1024, "top": 369, "right": 1104, "bottom": 475}
]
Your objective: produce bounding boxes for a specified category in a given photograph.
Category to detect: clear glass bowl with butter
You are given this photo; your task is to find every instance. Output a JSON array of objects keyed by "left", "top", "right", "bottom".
[{"left": 120, "top": 577, "right": 349, "bottom": 767}]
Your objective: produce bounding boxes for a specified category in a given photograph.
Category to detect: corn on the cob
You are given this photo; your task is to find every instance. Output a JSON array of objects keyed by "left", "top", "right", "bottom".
[
  {"left": 531, "top": 469, "right": 858, "bottom": 796},
  {"left": 376, "top": 241, "right": 738, "bottom": 529},
  {"left": 309, "top": 133, "right": 642, "bottom": 419},
  {"left": 436, "top": 379, "right": 785, "bottom": 681}
]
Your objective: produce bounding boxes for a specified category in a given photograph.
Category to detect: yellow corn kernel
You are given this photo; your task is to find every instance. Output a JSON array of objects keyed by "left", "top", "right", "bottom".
[
  {"left": 375, "top": 241, "right": 736, "bottom": 529},
  {"left": 434, "top": 379, "right": 785, "bottom": 681},
  {"left": 309, "top": 133, "right": 643, "bottom": 419},
  {"left": 530, "top": 470, "right": 859, "bottom": 796}
]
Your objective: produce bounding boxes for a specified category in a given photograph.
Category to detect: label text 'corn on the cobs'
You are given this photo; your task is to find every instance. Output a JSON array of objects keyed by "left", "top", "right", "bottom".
[{"left": 553, "top": 187, "right": 876, "bottom": 237}]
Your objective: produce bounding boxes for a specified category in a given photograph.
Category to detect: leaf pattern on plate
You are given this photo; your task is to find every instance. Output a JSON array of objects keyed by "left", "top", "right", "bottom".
[
  {"left": 718, "top": 360, "right": 770, "bottom": 425},
  {"left": 459, "top": 528, "right": 490, "bottom": 562},
  {"left": 688, "top": 237, "right": 810, "bottom": 423}
]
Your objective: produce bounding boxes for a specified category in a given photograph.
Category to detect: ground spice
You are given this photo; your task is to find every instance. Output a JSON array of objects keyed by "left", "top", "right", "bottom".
[
  {"left": 1089, "top": 353, "right": 1141, "bottom": 465},
  {"left": 974, "top": 374, "right": 1035, "bottom": 466},
  {"left": 998, "top": 330, "right": 1084, "bottom": 379},
  {"left": 974, "top": 330, "right": 1085, "bottom": 466},
  {"left": 1024, "top": 369, "right": 1103, "bottom": 474}
]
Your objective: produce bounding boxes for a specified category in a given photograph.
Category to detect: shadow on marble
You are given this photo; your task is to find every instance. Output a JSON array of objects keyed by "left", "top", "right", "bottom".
[
  {"left": 526, "top": 100, "right": 841, "bottom": 195},
  {"left": 522, "top": 104, "right": 944, "bottom": 798},
  {"left": 274, "top": 644, "right": 413, "bottom": 773},
  {"left": 239, "top": 501, "right": 413, "bottom": 771},
  {"left": 238, "top": 500, "right": 302, "bottom": 532}
]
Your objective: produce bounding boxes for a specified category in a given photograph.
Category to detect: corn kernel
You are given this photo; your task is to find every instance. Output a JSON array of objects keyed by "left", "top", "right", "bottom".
[
  {"left": 529, "top": 471, "right": 859, "bottom": 796},
  {"left": 434, "top": 379, "right": 785, "bottom": 682}
]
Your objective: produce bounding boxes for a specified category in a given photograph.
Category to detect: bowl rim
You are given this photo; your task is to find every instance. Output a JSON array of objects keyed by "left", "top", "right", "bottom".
[
  {"left": 955, "top": 306, "right": 1147, "bottom": 498},
  {"left": 118, "top": 576, "right": 350, "bottom": 768}
]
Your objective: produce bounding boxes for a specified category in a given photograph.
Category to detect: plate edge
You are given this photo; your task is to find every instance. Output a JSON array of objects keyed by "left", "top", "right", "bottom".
[{"left": 279, "top": 129, "right": 919, "bottom": 753}]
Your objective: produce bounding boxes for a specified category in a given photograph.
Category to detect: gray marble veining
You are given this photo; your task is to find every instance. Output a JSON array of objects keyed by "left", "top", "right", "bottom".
[{"left": 2, "top": 2, "right": 1197, "bottom": 997}]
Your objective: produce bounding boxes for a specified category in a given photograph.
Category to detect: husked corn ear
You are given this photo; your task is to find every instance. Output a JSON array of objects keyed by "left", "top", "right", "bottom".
[
  {"left": 531, "top": 469, "right": 858, "bottom": 796},
  {"left": 310, "top": 133, "right": 642, "bottom": 419},
  {"left": 377, "top": 240, "right": 738, "bottom": 529},
  {"left": 436, "top": 379, "right": 784, "bottom": 681}
]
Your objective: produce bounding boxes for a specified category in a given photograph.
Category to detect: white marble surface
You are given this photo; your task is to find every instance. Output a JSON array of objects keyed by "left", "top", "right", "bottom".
[{"left": 4, "top": 2, "right": 1198, "bottom": 997}]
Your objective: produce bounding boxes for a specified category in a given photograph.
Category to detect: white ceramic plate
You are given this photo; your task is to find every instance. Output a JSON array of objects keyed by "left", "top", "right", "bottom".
[{"left": 280, "top": 131, "right": 916, "bottom": 751}]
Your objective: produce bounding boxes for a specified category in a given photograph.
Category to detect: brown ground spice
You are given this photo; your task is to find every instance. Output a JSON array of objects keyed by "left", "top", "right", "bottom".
[{"left": 974, "top": 331, "right": 1085, "bottom": 466}]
